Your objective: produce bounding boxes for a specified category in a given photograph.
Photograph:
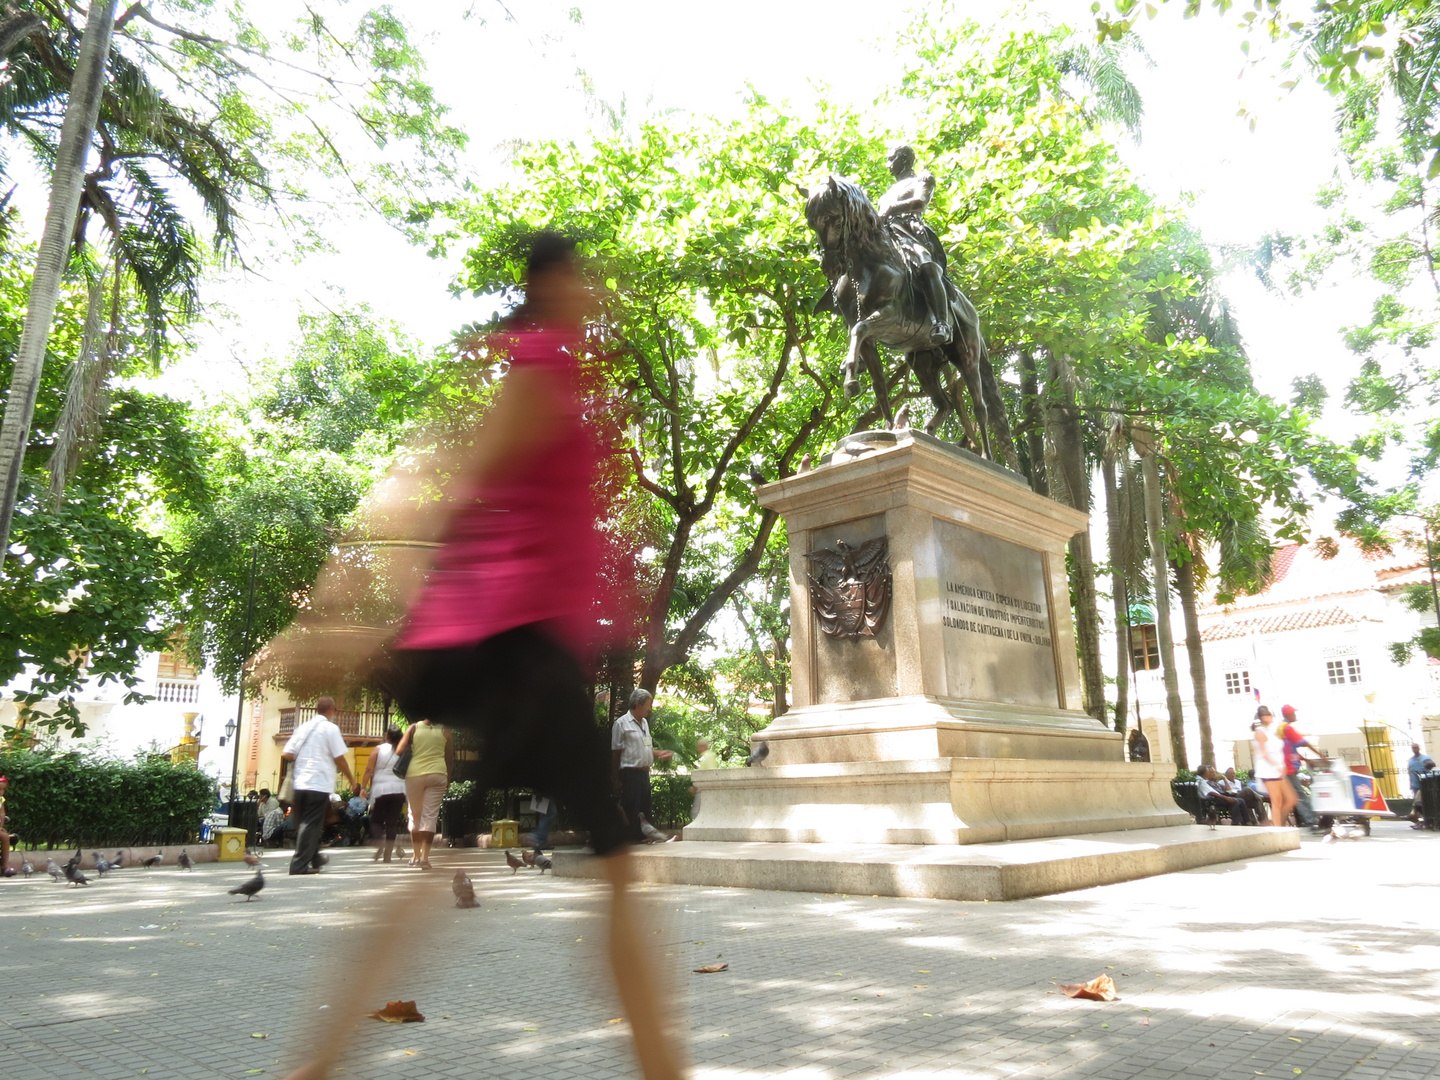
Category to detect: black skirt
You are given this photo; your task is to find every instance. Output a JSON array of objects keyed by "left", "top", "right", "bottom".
[{"left": 386, "top": 624, "right": 626, "bottom": 857}]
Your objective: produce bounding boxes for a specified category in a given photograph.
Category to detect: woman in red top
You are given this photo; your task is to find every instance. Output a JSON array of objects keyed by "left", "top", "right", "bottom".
[{"left": 282, "top": 234, "right": 683, "bottom": 1080}]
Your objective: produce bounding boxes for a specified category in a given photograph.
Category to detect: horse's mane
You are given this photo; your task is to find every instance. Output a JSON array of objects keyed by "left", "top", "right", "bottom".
[{"left": 809, "top": 175, "right": 890, "bottom": 279}]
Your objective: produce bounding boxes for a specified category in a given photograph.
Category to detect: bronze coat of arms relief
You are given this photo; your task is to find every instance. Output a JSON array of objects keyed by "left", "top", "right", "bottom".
[{"left": 804, "top": 537, "right": 892, "bottom": 639}]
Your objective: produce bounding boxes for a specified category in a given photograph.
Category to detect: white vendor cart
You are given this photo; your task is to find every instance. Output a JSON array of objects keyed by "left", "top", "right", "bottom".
[{"left": 1309, "top": 756, "right": 1394, "bottom": 836}]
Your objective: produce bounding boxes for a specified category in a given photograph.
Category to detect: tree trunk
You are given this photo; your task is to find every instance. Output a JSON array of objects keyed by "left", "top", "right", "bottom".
[
  {"left": 1134, "top": 431, "right": 1187, "bottom": 768},
  {"left": 1101, "top": 451, "right": 1130, "bottom": 734},
  {"left": 771, "top": 628, "right": 789, "bottom": 717},
  {"left": 1044, "top": 352, "right": 1105, "bottom": 721},
  {"left": 1174, "top": 550, "right": 1216, "bottom": 768},
  {"left": 1018, "top": 350, "right": 1047, "bottom": 496},
  {"left": 0, "top": 0, "right": 117, "bottom": 555}
]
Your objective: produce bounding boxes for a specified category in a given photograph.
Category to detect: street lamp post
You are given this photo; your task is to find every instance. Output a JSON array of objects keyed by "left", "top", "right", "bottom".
[{"left": 227, "top": 548, "right": 258, "bottom": 819}]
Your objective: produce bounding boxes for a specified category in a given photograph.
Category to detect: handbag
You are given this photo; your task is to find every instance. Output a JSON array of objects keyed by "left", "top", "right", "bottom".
[
  {"left": 278, "top": 720, "right": 318, "bottom": 803},
  {"left": 392, "top": 741, "right": 413, "bottom": 780}
]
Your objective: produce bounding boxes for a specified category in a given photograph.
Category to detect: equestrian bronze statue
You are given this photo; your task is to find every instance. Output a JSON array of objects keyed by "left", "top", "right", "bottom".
[{"left": 803, "top": 145, "right": 1006, "bottom": 461}]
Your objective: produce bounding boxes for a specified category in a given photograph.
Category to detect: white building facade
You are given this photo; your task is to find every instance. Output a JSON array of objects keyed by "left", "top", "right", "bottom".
[
  {"left": 2, "top": 648, "right": 240, "bottom": 786},
  {"left": 1113, "top": 539, "right": 1440, "bottom": 782}
]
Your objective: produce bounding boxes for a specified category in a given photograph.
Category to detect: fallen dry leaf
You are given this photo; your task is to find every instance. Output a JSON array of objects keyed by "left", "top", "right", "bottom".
[
  {"left": 607, "top": 1018, "right": 624, "bottom": 1024},
  {"left": 693, "top": 962, "right": 729, "bottom": 973},
  {"left": 1056, "top": 975, "right": 1118, "bottom": 1002},
  {"left": 368, "top": 1000, "right": 425, "bottom": 1024}
]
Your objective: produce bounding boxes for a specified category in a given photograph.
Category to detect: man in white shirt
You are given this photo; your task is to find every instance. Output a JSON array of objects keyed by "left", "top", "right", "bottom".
[
  {"left": 280, "top": 697, "right": 356, "bottom": 876},
  {"left": 610, "top": 689, "right": 672, "bottom": 843}
]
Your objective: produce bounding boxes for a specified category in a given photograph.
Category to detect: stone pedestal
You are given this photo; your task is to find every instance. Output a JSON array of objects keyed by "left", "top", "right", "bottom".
[
  {"left": 685, "top": 431, "right": 1188, "bottom": 845},
  {"left": 564, "top": 429, "right": 1297, "bottom": 902}
]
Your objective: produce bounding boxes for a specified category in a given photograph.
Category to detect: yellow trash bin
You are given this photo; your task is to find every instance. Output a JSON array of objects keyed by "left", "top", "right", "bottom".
[
  {"left": 491, "top": 819, "right": 518, "bottom": 849},
  {"left": 216, "top": 827, "right": 248, "bottom": 862}
]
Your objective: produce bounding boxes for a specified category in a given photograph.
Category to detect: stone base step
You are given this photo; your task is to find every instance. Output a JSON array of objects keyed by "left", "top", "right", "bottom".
[{"left": 554, "top": 825, "right": 1299, "bottom": 901}]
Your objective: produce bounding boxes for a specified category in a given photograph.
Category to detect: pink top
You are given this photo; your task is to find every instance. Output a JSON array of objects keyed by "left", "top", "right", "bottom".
[{"left": 396, "top": 325, "right": 600, "bottom": 656}]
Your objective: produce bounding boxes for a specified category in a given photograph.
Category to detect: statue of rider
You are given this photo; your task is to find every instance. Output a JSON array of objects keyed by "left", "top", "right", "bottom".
[{"left": 877, "top": 144, "right": 951, "bottom": 346}]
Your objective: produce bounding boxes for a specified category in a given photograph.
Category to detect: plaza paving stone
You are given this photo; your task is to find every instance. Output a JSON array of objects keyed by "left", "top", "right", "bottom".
[{"left": 2, "top": 822, "right": 1437, "bottom": 1080}]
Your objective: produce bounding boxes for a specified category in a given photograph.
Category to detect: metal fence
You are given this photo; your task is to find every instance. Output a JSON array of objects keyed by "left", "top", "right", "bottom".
[{"left": 277, "top": 707, "right": 389, "bottom": 740}]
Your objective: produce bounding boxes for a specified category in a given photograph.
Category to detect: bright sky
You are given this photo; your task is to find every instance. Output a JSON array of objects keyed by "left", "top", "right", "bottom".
[{"left": 11, "top": 1, "right": 1383, "bottom": 463}]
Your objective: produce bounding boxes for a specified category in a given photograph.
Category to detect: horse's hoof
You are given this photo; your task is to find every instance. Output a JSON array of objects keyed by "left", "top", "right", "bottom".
[{"left": 843, "top": 380, "right": 860, "bottom": 398}]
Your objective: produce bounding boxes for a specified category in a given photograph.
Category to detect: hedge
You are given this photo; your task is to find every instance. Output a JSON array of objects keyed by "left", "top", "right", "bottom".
[
  {"left": 0, "top": 749, "right": 215, "bottom": 849},
  {"left": 648, "top": 772, "right": 694, "bottom": 829}
]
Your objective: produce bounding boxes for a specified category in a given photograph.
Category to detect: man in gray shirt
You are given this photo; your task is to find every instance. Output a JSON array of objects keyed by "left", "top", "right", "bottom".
[{"left": 610, "top": 689, "right": 672, "bottom": 842}]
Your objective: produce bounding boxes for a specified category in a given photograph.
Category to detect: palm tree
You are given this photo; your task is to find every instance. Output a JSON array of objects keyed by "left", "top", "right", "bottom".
[
  {"left": 1132, "top": 421, "right": 1188, "bottom": 768},
  {"left": 0, "top": 0, "right": 116, "bottom": 557}
]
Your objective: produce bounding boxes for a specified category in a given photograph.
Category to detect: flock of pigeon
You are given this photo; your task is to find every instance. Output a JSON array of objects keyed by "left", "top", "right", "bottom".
[
  {"left": 450, "top": 846, "right": 551, "bottom": 907},
  {"left": 504, "top": 847, "right": 553, "bottom": 875},
  {"left": 18, "top": 846, "right": 195, "bottom": 887},
  {"left": 15, "top": 844, "right": 555, "bottom": 905}
]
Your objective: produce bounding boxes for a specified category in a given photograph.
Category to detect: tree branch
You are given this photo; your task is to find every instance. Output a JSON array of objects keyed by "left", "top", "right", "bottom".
[{"left": 626, "top": 446, "right": 681, "bottom": 510}]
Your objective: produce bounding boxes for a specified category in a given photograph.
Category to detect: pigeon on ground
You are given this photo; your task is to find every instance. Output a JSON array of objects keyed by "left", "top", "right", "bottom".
[
  {"left": 141, "top": 850, "right": 163, "bottom": 868},
  {"left": 228, "top": 869, "right": 264, "bottom": 901},
  {"left": 746, "top": 740, "right": 769, "bottom": 767},
  {"left": 452, "top": 871, "right": 478, "bottom": 908},
  {"left": 20, "top": 857, "right": 33, "bottom": 878},
  {"left": 64, "top": 861, "right": 89, "bottom": 887},
  {"left": 46, "top": 858, "right": 64, "bottom": 882},
  {"left": 533, "top": 852, "right": 552, "bottom": 874},
  {"left": 522, "top": 849, "right": 535, "bottom": 867},
  {"left": 92, "top": 852, "right": 113, "bottom": 876},
  {"left": 505, "top": 849, "right": 524, "bottom": 875},
  {"left": 243, "top": 850, "right": 261, "bottom": 866},
  {"left": 111, "top": 850, "right": 125, "bottom": 869},
  {"left": 65, "top": 848, "right": 82, "bottom": 873},
  {"left": 177, "top": 848, "right": 193, "bottom": 871}
]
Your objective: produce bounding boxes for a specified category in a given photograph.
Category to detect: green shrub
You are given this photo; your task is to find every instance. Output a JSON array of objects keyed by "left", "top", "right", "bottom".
[
  {"left": 648, "top": 772, "right": 694, "bottom": 829},
  {"left": 0, "top": 748, "right": 215, "bottom": 849}
]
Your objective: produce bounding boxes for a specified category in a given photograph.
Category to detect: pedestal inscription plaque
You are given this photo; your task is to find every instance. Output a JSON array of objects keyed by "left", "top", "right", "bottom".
[{"left": 934, "top": 519, "right": 1060, "bottom": 709}]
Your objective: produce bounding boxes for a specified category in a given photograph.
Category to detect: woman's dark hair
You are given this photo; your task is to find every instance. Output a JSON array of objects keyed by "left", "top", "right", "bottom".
[
  {"left": 526, "top": 229, "right": 576, "bottom": 280},
  {"left": 386, "top": 726, "right": 403, "bottom": 746},
  {"left": 500, "top": 230, "right": 577, "bottom": 328}
]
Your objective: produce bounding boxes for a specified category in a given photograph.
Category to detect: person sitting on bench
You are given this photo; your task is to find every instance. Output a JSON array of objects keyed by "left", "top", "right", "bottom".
[{"left": 1198, "top": 766, "right": 1244, "bottom": 825}]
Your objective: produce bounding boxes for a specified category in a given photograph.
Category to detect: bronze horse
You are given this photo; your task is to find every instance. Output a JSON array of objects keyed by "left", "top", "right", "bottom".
[{"left": 804, "top": 174, "right": 996, "bottom": 459}]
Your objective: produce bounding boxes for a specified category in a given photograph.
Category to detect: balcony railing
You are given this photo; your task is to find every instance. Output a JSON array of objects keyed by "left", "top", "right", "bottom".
[
  {"left": 278, "top": 706, "right": 389, "bottom": 741},
  {"left": 154, "top": 679, "right": 200, "bottom": 704}
]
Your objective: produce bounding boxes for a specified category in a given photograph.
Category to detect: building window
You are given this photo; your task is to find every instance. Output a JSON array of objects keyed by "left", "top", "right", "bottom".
[
  {"left": 156, "top": 650, "right": 200, "bottom": 682},
  {"left": 1224, "top": 669, "right": 1251, "bottom": 696},
  {"left": 1326, "top": 658, "right": 1362, "bottom": 685},
  {"left": 1130, "top": 624, "right": 1160, "bottom": 671}
]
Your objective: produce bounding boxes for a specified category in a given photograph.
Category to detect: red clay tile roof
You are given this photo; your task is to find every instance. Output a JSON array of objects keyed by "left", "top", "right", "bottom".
[{"left": 1199, "top": 606, "right": 1376, "bottom": 642}]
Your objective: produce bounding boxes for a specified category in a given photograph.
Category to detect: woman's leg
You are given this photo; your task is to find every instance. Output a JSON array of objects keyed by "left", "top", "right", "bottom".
[
  {"left": 403, "top": 777, "right": 425, "bottom": 864},
  {"left": 1266, "top": 778, "right": 1295, "bottom": 825},
  {"left": 602, "top": 849, "right": 686, "bottom": 1080}
]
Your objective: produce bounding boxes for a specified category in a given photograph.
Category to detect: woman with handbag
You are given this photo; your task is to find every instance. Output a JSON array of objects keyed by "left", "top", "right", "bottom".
[
  {"left": 393, "top": 718, "right": 452, "bottom": 869},
  {"left": 359, "top": 726, "right": 408, "bottom": 863}
]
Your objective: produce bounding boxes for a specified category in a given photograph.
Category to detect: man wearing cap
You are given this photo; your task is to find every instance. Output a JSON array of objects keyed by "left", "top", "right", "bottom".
[{"left": 1278, "top": 705, "right": 1321, "bottom": 829}]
